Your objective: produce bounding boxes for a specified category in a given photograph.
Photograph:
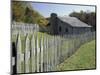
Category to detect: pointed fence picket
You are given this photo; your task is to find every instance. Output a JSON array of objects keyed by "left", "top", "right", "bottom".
[
  {"left": 16, "top": 34, "right": 22, "bottom": 73},
  {"left": 25, "top": 34, "right": 31, "bottom": 73},
  {"left": 31, "top": 34, "right": 36, "bottom": 72}
]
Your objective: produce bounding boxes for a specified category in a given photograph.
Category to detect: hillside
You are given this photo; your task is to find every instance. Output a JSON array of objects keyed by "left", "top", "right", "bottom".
[
  {"left": 57, "top": 40, "right": 96, "bottom": 71},
  {"left": 12, "top": 1, "right": 48, "bottom": 26}
]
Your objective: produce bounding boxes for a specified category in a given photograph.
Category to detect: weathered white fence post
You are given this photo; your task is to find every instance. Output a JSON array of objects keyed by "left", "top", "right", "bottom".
[
  {"left": 67, "top": 34, "right": 70, "bottom": 57},
  {"left": 56, "top": 36, "right": 59, "bottom": 65},
  {"left": 46, "top": 35, "right": 49, "bottom": 71},
  {"left": 49, "top": 36, "right": 53, "bottom": 71},
  {"left": 46, "top": 35, "right": 48, "bottom": 71},
  {"left": 25, "top": 34, "right": 30, "bottom": 73},
  {"left": 40, "top": 34, "right": 44, "bottom": 72},
  {"left": 16, "top": 34, "right": 22, "bottom": 73},
  {"left": 36, "top": 33, "right": 40, "bottom": 72},
  {"left": 31, "top": 33, "right": 36, "bottom": 72},
  {"left": 54, "top": 35, "right": 57, "bottom": 70},
  {"left": 43, "top": 35, "right": 45, "bottom": 71},
  {"left": 59, "top": 36, "right": 61, "bottom": 63},
  {"left": 50, "top": 36, "right": 54, "bottom": 71}
]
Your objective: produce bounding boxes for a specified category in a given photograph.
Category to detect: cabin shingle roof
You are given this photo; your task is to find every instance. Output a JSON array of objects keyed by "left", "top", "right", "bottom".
[{"left": 58, "top": 16, "right": 91, "bottom": 27}]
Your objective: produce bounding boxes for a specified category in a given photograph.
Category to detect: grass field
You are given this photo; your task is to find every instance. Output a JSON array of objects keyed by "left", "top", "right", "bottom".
[{"left": 57, "top": 40, "right": 96, "bottom": 71}]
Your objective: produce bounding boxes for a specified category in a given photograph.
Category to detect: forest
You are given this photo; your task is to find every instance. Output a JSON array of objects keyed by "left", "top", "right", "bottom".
[
  {"left": 69, "top": 10, "right": 96, "bottom": 31},
  {"left": 12, "top": 1, "right": 48, "bottom": 26}
]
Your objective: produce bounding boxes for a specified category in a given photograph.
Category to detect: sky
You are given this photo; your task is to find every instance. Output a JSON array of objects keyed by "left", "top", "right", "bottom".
[{"left": 31, "top": 2, "right": 95, "bottom": 17}]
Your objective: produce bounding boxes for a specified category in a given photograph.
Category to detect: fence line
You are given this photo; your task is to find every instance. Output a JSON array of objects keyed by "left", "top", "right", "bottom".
[
  {"left": 12, "top": 22, "right": 39, "bottom": 35},
  {"left": 12, "top": 31, "right": 95, "bottom": 74}
]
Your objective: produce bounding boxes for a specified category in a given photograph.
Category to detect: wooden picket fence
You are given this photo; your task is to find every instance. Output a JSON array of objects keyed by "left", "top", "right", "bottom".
[
  {"left": 11, "top": 31, "right": 95, "bottom": 74},
  {"left": 12, "top": 22, "right": 39, "bottom": 35}
]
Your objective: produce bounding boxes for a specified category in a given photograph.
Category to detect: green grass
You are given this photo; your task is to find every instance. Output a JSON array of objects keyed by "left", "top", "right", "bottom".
[{"left": 57, "top": 40, "right": 96, "bottom": 71}]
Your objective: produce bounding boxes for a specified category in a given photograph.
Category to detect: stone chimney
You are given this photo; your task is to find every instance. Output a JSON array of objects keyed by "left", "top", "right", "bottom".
[{"left": 50, "top": 13, "right": 58, "bottom": 35}]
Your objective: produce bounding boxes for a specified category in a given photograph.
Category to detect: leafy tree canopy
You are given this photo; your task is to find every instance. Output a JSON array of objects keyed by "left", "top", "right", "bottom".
[
  {"left": 12, "top": 1, "right": 48, "bottom": 26},
  {"left": 69, "top": 10, "right": 96, "bottom": 31}
]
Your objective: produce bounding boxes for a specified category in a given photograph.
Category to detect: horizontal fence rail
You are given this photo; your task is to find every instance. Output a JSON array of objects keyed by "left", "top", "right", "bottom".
[{"left": 11, "top": 31, "right": 95, "bottom": 74}]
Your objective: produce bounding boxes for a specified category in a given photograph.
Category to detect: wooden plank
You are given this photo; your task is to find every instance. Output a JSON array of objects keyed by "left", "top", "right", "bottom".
[
  {"left": 31, "top": 34, "right": 36, "bottom": 72},
  {"left": 16, "top": 34, "right": 22, "bottom": 73},
  {"left": 36, "top": 34, "right": 40, "bottom": 72},
  {"left": 40, "top": 34, "right": 44, "bottom": 72},
  {"left": 25, "top": 34, "right": 30, "bottom": 73}
]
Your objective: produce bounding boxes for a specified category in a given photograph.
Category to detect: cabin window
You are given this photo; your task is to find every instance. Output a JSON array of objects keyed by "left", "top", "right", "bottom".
[
  {"left": 59, "top": 26, "right": 62, "bottom": 32},
  {"left": 65, "top": 28, "right": 68, "bottom": 32}
]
